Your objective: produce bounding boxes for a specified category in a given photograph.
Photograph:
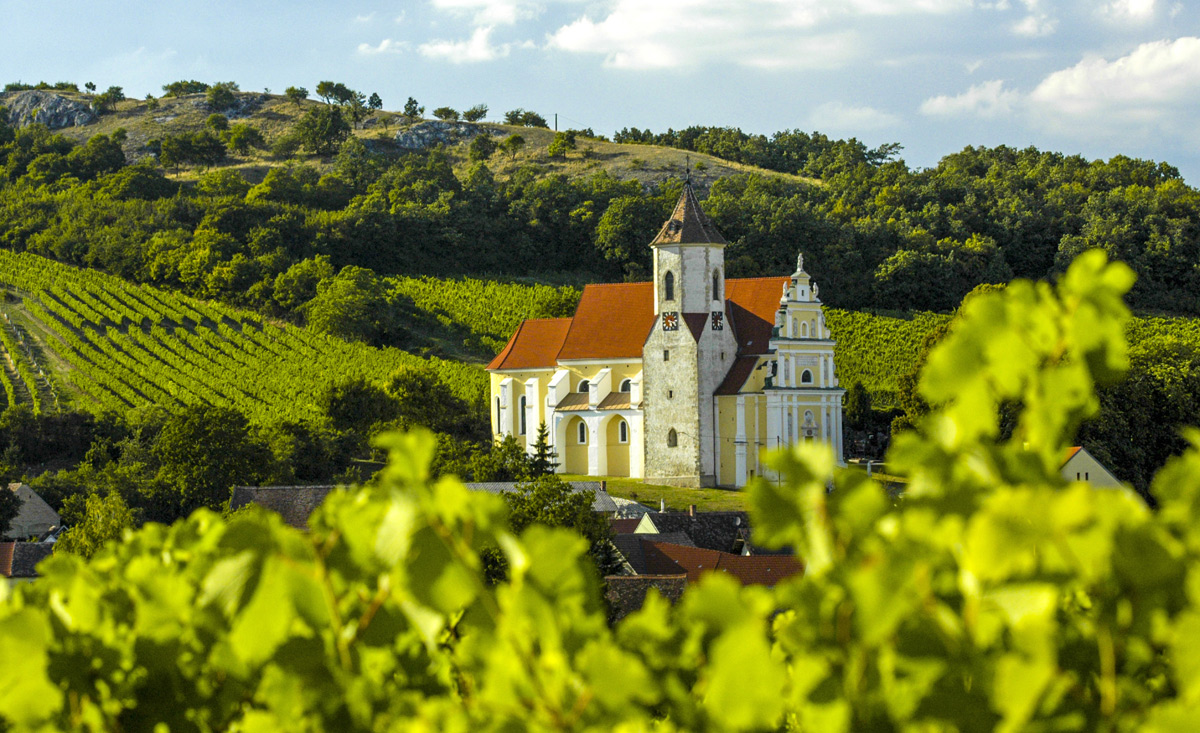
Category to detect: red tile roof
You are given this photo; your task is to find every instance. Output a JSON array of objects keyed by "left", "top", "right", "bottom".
[
  {"left": 726, "top": 277, "right": 789, "bottom": 355},
  {"left": 557, "top": 282, "right": 657, "bottom": 361},
  {"left": 651, "top": 184, "right": 729, "bottom": 246},
  {"left": 642, "top": 540, "right": 803, "bottom": 586},
  {"left": 1062, "top": 446, "right": 1083, "bottom": 465},
  {"left": 609, "top": 517, "right": 641, "bottom": 534},
  {"left": 489, "top": 277, "right": 791, "bottom": 369},
  {"left": 487, "top": 318, "right": 572, "bottom": 371}
]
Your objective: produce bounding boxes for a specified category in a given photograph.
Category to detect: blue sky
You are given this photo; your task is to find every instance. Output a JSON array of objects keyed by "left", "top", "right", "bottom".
[{"left": 4, "top": 0, "right": 1200, "bottom": 182}]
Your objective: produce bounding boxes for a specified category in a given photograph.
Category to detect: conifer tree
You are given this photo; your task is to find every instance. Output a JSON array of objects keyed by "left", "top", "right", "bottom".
[{"left": 530, "top": 421, "right": 558, "bottom": 477}]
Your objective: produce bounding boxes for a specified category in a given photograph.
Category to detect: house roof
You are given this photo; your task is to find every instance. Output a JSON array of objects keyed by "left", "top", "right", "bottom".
[
  {"left": 642, "top": 541, "right": 803, "bottom": 586},
  {"left": 596, "top": 392, "right": 633, "bottom": 410},
  {"left": 725, "top": 277, "right": 789, "bottom": 355},
  {"left": 464, "top": 481, "right": 620, "bottom": 513},
  {"left": 612, "top": 531, "right": 696, "bottom": 575},
  {"left": 229, "top": 486, "right": 336, "bottom": 529},
  {"left": 555, "top": 392, "right": 591, "bottom": 411},
  {"left": 0, "top": 541, "right": 54, "bottom": 578},
  {"left": 604, "top": 574, "right": 688, "bottom": 622},
  {"left": 650, "top": 183, "right": 729, "bottom": 246},
  {"left": 1062, "top": 446, "right": 1084, "bottom": 465},
  {"left": 486, "top": 318, "right": 572, "bottom": 371},
  {"left": 5, "top": 483, "right": 61, "bottom": 540},
  {"left": 609, "top": 517, "right": 641, "bottom": 534},
  {"left": 557, "top": 282, "right": 658, "bottom": 361},
  {"left": 639, "top": 511, "right": 751, "bottom": 553}
]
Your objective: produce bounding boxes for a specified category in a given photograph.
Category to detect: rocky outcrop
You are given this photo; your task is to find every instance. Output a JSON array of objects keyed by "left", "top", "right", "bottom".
[
  {"left": 190, "top": 93, "right": 266, "bottom": 119},
  {"left": 394, "top": 121, "right": 499, "bottom": 150},
  {"left": 1, "top": 90, "right": 96, "bottom": 129}
]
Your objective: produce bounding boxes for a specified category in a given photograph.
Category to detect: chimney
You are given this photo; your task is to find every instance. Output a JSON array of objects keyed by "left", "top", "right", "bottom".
[
  {"left": 688, "top": 504, "right": 697, "bottom": 517},
  {"left": 600, "top": 480, "right": 607, "bottom": 492}
]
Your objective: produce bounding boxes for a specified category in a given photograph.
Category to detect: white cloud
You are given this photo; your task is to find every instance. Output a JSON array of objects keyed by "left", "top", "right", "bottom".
[
  {"left": 920, "top": 80, "right": 1020, "bottom": 117},
  {"left": 1105, "top": 0, "right": 1156, "bottom": 20},
  {"left": 1012, "top": 13, "right": 1056, "bottom": 36},
  {"left": 419, "top": 26, "right": 511, "bottom": 62},
  {"left": 430, "top": 0, "right": 533, "bottom": 25},
  {"left": 538, "top": 0, "right": 973, "bottom": 70},
  {"left": 354, "top": 12, "right": 376, "bottom": 23},
  {"left": 1029, "top": 37, "right": 1200, "bottom": 116},
  {"left": 394, "top": 11, "right": 407, "bottom": 23},
  {"left": 358, "top": 38, "right": 409, "bottom": 55},
  {"left": 809, "top": 101, "right": 900, "bottom": 131}
]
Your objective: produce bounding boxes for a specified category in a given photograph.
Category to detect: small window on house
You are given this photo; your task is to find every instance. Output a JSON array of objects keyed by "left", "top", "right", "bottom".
[
  {"left": 619, "top": 379, "right": 632, "bottom": 392},
  {"left": 664, "top": 350, "right": 670, "bottom": 361},
  {"left": 668, "top": 390, "right": 674, "bottom": 399},
  {"left": 665, "top": 271, "right": 675, "bottom": 301},
  {"left": 667, "top": 428, "right": 678, "bottom": 447},
  {"left": 618, "top": 420, "right": 629, "bottom": 443},
  {"left": 577, "top": 421, "right": 587, "bottom": 444},
  {"left": 801, "top": 369, "right": 814, "bottom": 384},
  {"left": 578, "top": 380, "right": 590, "bottom": 393},
  {"left": 1085, "top": 472, "right": 1090, "bottom": 481},
  {"left": 519, "top": 395, "right": 527, "bottom": 435}
]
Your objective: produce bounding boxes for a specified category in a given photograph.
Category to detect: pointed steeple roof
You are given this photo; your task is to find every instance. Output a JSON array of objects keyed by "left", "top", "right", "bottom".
[{"left": 650, "top": 182, "right": 729, "bottom": 246}]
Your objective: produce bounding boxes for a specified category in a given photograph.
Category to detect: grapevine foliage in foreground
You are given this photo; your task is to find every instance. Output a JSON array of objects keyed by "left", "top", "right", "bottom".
[{"left": 6, "top": 251, "right": 1200, "bottom": 730}]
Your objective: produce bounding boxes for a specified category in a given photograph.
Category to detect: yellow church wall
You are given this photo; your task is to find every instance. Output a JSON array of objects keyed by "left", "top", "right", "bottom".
[
  {"left": 488, "top": 369, "right": 554, "bottom": 438},
  {"left": 717, "top": 396, "right": 737, "bottom": 487},
  {"left": 563, "top": 415, "right": 589, "bottom": 474},
  {"left": 754, "top": 396, "right": 767, "bottom": 478},
  {"left": 559, "top": 362, "right": 643, "bottom": 393},
  {"left": 605, "top": 416, "right": 631, "bottom": 477}
]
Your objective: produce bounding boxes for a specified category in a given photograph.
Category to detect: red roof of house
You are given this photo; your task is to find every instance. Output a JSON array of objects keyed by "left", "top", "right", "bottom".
[
  {"left": 1062, "top": 446, "right": 1083, "bottom": 465},
  {"left": 642, "top": 540, "right": 803, "bottom": 586},
  {"left": 557, "top": 282, "right": 658, "bottom": 361},
  {"left": 486, "top": 318, "right": 572, "bottom": 371},
  {"left": 489, "top": 276, "right": 789, "bottom": 371}
]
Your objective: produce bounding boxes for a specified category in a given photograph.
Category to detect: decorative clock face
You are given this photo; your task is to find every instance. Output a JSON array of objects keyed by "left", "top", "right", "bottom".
[
  {"left": 662, "top": 312, "right": 679, "bottom": 331},
  {"left": 711, "top": 311, "right": 724, "bottom": 330}
]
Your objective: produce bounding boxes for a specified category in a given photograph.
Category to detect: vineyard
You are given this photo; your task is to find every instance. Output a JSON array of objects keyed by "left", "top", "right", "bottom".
[
  {"left": 389, "top": 276, "right": 581, "bottom": 357},
  {"left": 0, "top": 251, "right": 487, "bottom": 423},
  {"left": 826, "top": 309, "right": 952, "bottom": 404}
]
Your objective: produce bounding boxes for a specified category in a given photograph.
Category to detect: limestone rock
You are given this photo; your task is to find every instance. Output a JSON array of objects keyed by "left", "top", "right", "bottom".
[
  {"left": 393, "top": 120, "right": 499, "bottom": 150},
  {"left": 2, "top": 90, "right": 97, "bottom": 129}
]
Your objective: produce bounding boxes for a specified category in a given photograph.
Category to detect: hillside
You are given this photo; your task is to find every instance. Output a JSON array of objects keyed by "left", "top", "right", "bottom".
[{"left": 0, "top": 88, "right": 808, "bottom": 190}]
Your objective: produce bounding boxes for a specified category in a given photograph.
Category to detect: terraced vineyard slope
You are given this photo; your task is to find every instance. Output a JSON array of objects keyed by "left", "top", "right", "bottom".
[{"left": 0, "top": 251, "right": 486, "bottom": 423}]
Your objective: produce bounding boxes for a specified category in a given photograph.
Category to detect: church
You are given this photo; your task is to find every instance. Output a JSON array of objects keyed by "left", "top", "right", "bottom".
[{"left": 487, "top": 183, "right": 845, "bottom": 488}]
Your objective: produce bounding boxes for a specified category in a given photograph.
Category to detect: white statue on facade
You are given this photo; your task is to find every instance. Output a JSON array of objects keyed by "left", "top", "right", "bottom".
[{"left": 796, "top": 252, "right": 804, "bottom": 273}]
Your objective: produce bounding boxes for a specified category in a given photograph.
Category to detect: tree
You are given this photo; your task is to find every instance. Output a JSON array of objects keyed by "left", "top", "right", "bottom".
[
  {"left": 84, "top": 81, "right": 95, "bottom": 93},
  {"left": 320, "top": 378, "right": 400, "bottom": 435},
  {"left": 504, "top": 108, "right": 549, "bottom": 128},
  {"left": 55, "top": 490, "right": 133, "bottom": 559},
  {"left": 844, "top": 381, "right": 872, "bottom": 430},
  {"left": 205, "top": 113, "right": 229, "bottom": 132},
  {"left": 367, "top": 92, "right": 382, "bottom": 112},
  {"left": 226, "top": 123, "right": 265, "bottom": 155},
  {"left": 432, "top": 107, "right": 460, "bottom": 122},
  {"left": 0, "top": 486, "right": 21, "bottom": 538},
  {"left": 302, "top": 265, "right": 387, "bottom": 341},
  {"left": 547, "top": 130, "right": 576, "bottom": 158},
  {"left": 206, "top": 81, "right": 239, "bottom": 110},
  {"left": 153, "top": 405, "right": 270, "bottom": 515},
  {"left": 91, "top": 86, "right": 125, "bottom": 114},
  {"left": 529, "top": 421, "right": 557, "bottom": 476},
  {"left": 315, "top": 80, "right": 336, "bottom": 104},
  {"left": 285, "top": 86, "right": 308, "bottom": 109},
  {"left": 467, "top": 133, "right": 497, "bottom": 161},
  {"left": 162, "top": 80, "right": 208, "bottom": 97},
  {"left": 463, "top": 103, "right": 488, "bottom": 122},
  {"left": 403, "top": 96, "right": 423, "bottom": 122},
  {"left": 499, "top": 133, "right": 525, "bottom": 161},
  {"left": 144, "top": 93, "right": 159, "bottom": 110},
  {"left": 293, "top": 105, "right": 351, "bottom": 155}
]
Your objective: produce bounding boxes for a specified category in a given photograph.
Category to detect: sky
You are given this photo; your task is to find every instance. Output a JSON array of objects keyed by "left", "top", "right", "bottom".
[{"left": 3, "top": 0, "right": 1200, "bottom": 183}]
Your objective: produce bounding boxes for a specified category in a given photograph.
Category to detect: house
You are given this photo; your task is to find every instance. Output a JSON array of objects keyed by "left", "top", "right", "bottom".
[
  {"left": 4, "top": 483, "right": 61, "bottom": 540},
  {"left": 0, "top": 541, "right": 54, "bottom": 584},
  {"left": 229, "top": 485, "right": 336, "bottom": 529},
  {"left": 487, "top": 182, "right": 845, "bottom": 488},
  {"left": 1061, "top": 446, "right": 1123, "bottom": 488}
]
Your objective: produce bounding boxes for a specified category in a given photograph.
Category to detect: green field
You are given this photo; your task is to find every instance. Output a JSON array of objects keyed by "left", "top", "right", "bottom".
[{"left": 0, "top": 250, "right": 486, "bottom": 423}]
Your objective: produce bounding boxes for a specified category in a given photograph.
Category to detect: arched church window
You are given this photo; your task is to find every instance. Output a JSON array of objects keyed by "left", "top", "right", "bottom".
[
  {"left": 712, "top": 269, "right": 721, "bottom": 301},
  {"left": 801, "top": 369, "right": 814, "bottom": 384},
  {"left": 664, "top": 271, "right": 675, "bottom": 301},
  {"left": 801, "top": 321, "right": 809, "bottom": 338},
  {"left": 618, "top": 419, "right": 629, "bottom": 443},
  {"left": 519, "top": 395, "right": 527, "bottom": 435},
  {"left": 619, "top": 379, "right": 632, "bottom": 392},
  {"left": 578, "top": 380, "right": 590, "bottom": 393},
  {"left": 577, "top": 421, "right": 587, "bottom": 444},
  {"left": 667, "top": 428, "right": 678, "bottom": 447}
]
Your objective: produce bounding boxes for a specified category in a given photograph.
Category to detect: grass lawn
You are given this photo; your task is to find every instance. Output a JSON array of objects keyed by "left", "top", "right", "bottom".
[{"left": 558, "top": 474, "right": 748, "bottom": 512}]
